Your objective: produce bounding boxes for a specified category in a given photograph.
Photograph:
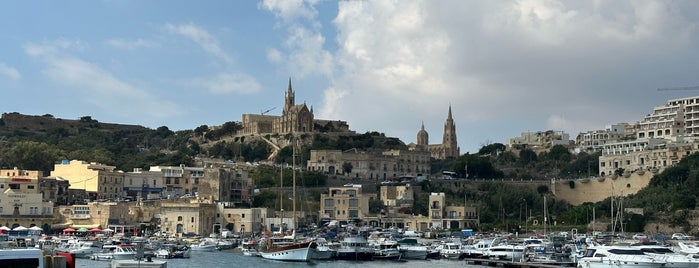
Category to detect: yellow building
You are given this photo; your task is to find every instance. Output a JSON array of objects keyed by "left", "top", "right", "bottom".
[
  {"left": 427, "top": 192, "right": 478, "bottom": 230},
  {"left": 307, "top": 149, "right": 431, "bottom": 180},
  {"left": 50, "top": 160, "right": 124, "bottom": 200},
  {"left": 218, "top": 205, "right": 269, "bottom": 235},
  {"left": 380, "top": 185, "right": 413, "bottom": 207},
  {"left": 319, "top": 185, "right": 372, "bottom": 224},
  {"left": 0, "top": 186, "right": 54, "bottom": 230}
]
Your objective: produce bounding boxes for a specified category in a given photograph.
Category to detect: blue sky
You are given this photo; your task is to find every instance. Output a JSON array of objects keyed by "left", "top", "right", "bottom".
[{"left": 2, "top": 1, "right": 699, "bottom": 153}]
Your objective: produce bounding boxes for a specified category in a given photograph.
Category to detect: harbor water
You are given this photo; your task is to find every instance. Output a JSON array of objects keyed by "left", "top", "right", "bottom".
[{"left": 75, "top": 249, "right": 486, "bottom": 268}]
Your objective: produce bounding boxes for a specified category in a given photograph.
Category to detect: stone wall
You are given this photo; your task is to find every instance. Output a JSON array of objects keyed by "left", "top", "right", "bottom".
[{"left": 552, "top": 171, "right": 654, "bottom": 205}]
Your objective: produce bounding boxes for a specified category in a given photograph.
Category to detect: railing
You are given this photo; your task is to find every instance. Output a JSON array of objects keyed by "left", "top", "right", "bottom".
[{"left": 70, "top": 214, "right": 91, "bottom": 219}]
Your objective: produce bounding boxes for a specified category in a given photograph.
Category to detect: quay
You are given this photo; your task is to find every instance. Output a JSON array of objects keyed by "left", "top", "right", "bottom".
[{"left": 462, "top": 258, "right": 577, "bottom": 268}]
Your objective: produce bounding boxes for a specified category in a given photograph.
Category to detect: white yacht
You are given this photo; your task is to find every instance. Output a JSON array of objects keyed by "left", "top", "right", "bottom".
[
  {"left": 635, "top": 243, "right": 699, "bottom": 268},
  {"left": 438, "top": 241, "right": 463, "bottom": 259},
  {"left": 90, "top": 244, "right": 137, "bottom": 261},
  {"left": 577, "top": 245, "right": 665, "bottom": 268},
  {"left": 63, "top": 240, "right": 103, "bottom": 258},
  {"left": 484, "top": 243, "right": 525, "bottom": 261}
]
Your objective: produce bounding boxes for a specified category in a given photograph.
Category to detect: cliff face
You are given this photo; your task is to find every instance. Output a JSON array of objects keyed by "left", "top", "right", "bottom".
[{"left": 0, "top": 112, "right": 150, "bottom": 134}]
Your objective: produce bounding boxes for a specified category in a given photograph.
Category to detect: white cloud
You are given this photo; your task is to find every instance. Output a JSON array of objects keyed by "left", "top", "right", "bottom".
[
  {"left": 0, "top": 63, "right": 20, "bottom": 80},
  {"left": 259, "top": 0, "right": 319, "bottom": 23},
  {"left": 165, "top": 23, "right": 231, "bottom": 63},
  {"left": 24, "top": 40, "right": 183, "bottom": 118},
  {"left": 191, "top": 72, "right": 262, "bottom": 95},
  {"left": 106, "top": 38, "right": 158, "bottom": 49}
]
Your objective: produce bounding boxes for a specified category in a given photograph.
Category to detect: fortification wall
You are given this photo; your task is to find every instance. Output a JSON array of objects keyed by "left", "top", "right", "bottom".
[{"left": 552, "top": 171, "right": 655, "bottom": 205}]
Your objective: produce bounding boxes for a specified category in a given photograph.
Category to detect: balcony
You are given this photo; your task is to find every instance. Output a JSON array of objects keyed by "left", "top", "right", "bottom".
[{"left": 70, "top": 214, "right": 91, "bottom": 219}]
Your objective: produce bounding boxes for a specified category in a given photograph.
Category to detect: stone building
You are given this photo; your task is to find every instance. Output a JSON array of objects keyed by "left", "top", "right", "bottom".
[
  {"left": 307, "top": 149, "right": 430, "bottom": 180},
  {"left": 159, "top": 199, "right": 217, "bottom": 236},
  {"left": 123, "top": 169, "right": 165, "bottom": 200},
  {"left": 0, "top": 180, "right": 54, "bottom": 230},
  {"left": 380, "top": 185, "right": 413, "bottom": 208},
  {"left": 409, "top": 106, "right": 460, "bottom": 160},
  {"left": 319, "top": 185, "right": 373, "bottom": 224},
  {"left": 237, "top": 79, "right": 350, "bottom": 136},
  {"left": 427, "top": 192, "right": 478, "bottom": 230},
  {"left": 50, "top": 160, "right": 125, "bottom": 201},
  {"left": 218, "top": 205, "right": 269, "bottom": 234},
  {"left": 150, "top": 165, "right": 204, "bottom": 198},
  {"left": 507, "top": 130, "right": 571, "bottom": 153},
  {"left": 199, "top": 165, "right": 253, "bottom": 205}
]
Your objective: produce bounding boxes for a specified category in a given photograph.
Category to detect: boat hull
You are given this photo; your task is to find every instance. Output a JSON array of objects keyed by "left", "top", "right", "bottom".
[{"left": 259, "top": 241, "right": 315, "bottom": 262}]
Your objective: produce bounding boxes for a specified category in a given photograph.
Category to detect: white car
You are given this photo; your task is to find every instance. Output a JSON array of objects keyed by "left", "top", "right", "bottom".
[
  {"left": 672, "top": 233, "right": 693, "bottom": 240},
  {"left": 632, "top": 233, "right": 648, "bottom": 240}
]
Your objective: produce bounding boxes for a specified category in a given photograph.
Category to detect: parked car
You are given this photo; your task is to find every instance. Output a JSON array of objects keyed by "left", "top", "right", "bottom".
[
  {"left": 632, "top": 233, "right": 648, "bottom": 240},
  {"left": 672, "top": 233, "right": 693, "bottom": 240}
]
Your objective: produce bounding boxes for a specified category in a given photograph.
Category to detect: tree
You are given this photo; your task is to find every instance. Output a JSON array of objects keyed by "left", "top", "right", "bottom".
[{"left": 519, "top": 149, "right": 538, "bottom": 166}]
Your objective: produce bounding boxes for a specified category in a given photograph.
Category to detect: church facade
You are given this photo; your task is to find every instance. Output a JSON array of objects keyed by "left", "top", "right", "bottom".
[{"left": 410, "top": 106, "right": 460, "bottom": 160}]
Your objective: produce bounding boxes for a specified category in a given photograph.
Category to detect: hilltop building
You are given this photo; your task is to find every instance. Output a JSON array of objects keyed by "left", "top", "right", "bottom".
[
  {"left": 307, "top": 149, "right": 430, "bottom": 180},
  {"left": 50, "top": 160, "right": 124, "bottom": 201},
  {"left": 596, "top": 96, "right": 699, "bottom": 176},
  {"left": 507, "top": 130, "right": 571, "bottom": 153},
  {"left": 237, "top": 79, "right": 350, "bottom": 136},
  {"left": 409, "top": 106, "right": 460, "bottom": 160},
  {"left": 575, "top": 123, "right": 637, "bottom": 153}
]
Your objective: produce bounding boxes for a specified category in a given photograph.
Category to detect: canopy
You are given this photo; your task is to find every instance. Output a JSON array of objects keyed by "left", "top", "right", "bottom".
[
  {"left": 88, "top": 228, "right": 101, "bottom": 233},
  {"left": 0, "top": 226, "right": 10, "bottom": 231},
  {"left": 77, "top": 227, "right": 88, "bottom": 232},
  {"left": 29, "top": 226, "right": 43, "bottom": 231},
  {"left": 13, "top": 226, "right": 27, "bottom": 231},
  {"left": 62, "top": 228, "right": 76, "bottom": 233},
  {"left": 102, "top": 228, "right": 114, "bottom": 233}
]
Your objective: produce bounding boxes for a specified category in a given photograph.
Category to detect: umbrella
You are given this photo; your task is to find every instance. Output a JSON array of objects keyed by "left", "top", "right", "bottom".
[
  {"left": 29, "top": 226, "right": 42, "bottom": 231},
  {"left": 62, "top": 228, "right": 76, "bottom": 233},
  {"left": 102, "top": 228, "right": 114, "bottom": 233},
  {"left": 13, "top": 226, "right": 27, "bottom": 231},
  {"left": 0, "top": 226, "right": 10, "bottom": 231},
  {"left": 89, "top": 228, "right": 101, "bottom": 233},
  {"left": 77, "top": 227, "right": 88, "bottom": 232}
]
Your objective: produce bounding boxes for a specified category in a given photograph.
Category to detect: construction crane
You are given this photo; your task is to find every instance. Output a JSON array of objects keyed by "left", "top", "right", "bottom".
[
  {"left": 261, "top": 106, "right": 276, "bottom": 115},
  {"left": 657, "top": 86, "right": 699, "bottom": 91}
]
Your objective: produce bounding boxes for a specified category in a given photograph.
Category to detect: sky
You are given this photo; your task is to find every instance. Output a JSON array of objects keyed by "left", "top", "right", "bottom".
[{"left": 2, "top": 0, "right": 699, "bottom": 153}]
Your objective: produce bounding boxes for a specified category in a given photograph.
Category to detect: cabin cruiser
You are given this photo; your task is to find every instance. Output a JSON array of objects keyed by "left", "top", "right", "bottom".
[
  {"left": 438, "top": 241, "right": 463, "bottom": 260},
  {"left": 396, "top": 238, "right": 428, "bottom": 260},
  {"left": 335, "top": 236, "right": 374, "bottom": 261},
  {"left": 634, "top": 243, "right": 699, "bottom": 268},
  {"left": 90, "top": 244, "right": 137, "bottom": 261},
  {"left": 577, "top": 245, "right": 665, "bottom": 268}
]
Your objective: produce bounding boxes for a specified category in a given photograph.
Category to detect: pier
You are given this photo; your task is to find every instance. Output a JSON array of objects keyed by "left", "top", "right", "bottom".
[{"left": 462, "top": 258, "right": 577, "bottom": 268}]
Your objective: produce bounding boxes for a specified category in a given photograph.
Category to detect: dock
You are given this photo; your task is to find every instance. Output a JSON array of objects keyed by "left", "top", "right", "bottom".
[{"left": 462, "top": 258, "right": 577, "bottom": 268}]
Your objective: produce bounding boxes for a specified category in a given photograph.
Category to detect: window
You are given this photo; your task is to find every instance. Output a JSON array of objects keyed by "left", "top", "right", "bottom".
[
  {"left": 349, "top": 199, "right": 358, "bottom": 208},
  {"left": 349, "top": 210, "right": 358, "bottom": 218},
  {"left": 325, "top": 199, "right": 334, "bottom": 206},
  {"left": 28, "top": 185, "right": 35, "bottom": 189},
  {"left": 191, "top": 217, "right": 194, "bottom": 223},
  {"left": 177, "top": 216, "right": 183, "bottom": 221},
  {"left": 175, "top": 178, "right": 180, "bottom": 184}
]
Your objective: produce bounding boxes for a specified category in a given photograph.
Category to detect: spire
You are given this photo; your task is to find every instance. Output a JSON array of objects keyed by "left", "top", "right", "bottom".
[
  {"left": 448, "top": 104, "right": 453, "bottom": 120},
  {"left": 287, "top": 77, "right": 293, "bottom": 94},
  {"left": 421, "top": 121, "right": 425, "bottom": 130}
]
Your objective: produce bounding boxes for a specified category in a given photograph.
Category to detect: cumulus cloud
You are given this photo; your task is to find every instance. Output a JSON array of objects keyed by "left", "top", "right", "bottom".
[
  {"left": 165, "top": 23, "right": 231, "bottom": 63},
  {"left": 259, "top": 0, "right": 319, "bottom": 23},
  {"left": 0, "top": 63, "right": 20, "bottom": 80},
  {"left": 106, "top": 38, "right": 158, "bottom": 49},
  {"left": 24, "top": 40, "right": 183, "bottom": 118}
]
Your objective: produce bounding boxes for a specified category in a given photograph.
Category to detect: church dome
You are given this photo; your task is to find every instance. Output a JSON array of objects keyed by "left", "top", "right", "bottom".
[{"left": 417, "top": 122, "right": 429, "bottom": 146}]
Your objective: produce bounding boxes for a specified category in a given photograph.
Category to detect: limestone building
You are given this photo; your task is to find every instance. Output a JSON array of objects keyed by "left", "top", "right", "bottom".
[
  {"left": 319, "top": 185, "right": 373, "bottom": 223},
  {"left": 50, "top": 160, "right": 125, "bottom": 201},
  {"left": 410, "top": 106, "right": 460, "bottom": 160},
  {"left": 307, "top": 149, "right": 430, "bottom": 180},
  {"left": 237, "top": 79, "right": 351, "bottom": 136}
]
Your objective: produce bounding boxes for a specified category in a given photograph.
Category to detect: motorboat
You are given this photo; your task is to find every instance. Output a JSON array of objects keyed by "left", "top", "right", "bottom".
[
  {"left": 484, "top": 243, "right": 525, "bottom": 261},
  {"left": 90, "top": 244, "right": 137, "bottom": 261},
  {"left": 577, "top": 245, "right": 665, "bottom": 268},
  {"left": 61, "top": 240, "right": 103, "bottom": 258},
  {"left": 396, "top": 238, "right": 428, "bottom": 260},
  {"left": 238, "top": 238, "right": 259, "bottom": 257},
  {"left": 189, "top": 238, "right": 218, "bottom": 251},
  {"left": 335, "top": 236, "right": 374, "bottom": 261},
  {"left": 310, "top": 237, "right": 335, "bottom": 260},
  {"left": 154, "top": 244, "right": 191, "bottom": 259},
  {"left": 438, "top": 241, "right": 463, "bottom": 260},
  {"left": 634, "top": 243, "right": 699, "bottom": 268}
]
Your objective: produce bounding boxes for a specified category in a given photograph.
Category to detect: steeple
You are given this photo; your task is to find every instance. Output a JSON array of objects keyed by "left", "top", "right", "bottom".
[
  {"left": 442, "top": 104, "right": 459, "bottom": 158},
  {"left": 284, "top": 77, "right": 295, "bottom": 113}
]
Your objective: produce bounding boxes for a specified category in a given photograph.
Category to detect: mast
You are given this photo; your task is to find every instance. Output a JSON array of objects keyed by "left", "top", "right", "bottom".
[
  {"left": 280, "top": 160, "right": 284, "bottom": 232},
  {"left": 292, "top": 137, "right": 297, "bottom": 232}
]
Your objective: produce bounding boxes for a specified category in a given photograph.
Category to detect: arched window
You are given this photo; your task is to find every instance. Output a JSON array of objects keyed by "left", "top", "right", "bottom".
[{"left": 177, "top": 216, "right": 183, "bottom": 221}]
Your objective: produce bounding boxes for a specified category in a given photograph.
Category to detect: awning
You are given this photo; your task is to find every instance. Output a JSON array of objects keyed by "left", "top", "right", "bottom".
[{"left": 71, "top": 224, "right": 100, "bottom": 229}]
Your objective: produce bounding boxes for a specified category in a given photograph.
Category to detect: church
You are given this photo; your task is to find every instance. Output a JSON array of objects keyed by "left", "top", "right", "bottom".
[
  {"left": 409, "top": 106, "right": 460, "bottom": 160},
  {"left": 237, "top": 79, "right": 349, "bottom": 136}
]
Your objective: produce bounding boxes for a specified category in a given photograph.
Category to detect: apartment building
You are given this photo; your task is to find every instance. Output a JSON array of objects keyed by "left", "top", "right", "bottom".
[
  {"left": 576, "top": 123, "right": 636, "bottom": 152},
  {"left": 380, "top": 185, "right": 413, "bottom": 208},
  {"left": 50, "top": 160, "right": 125, "bottom": 200},
  {"left": 319, "top": 185, "right": 372, "bottom": 223},
  {"left": 427, "top": 192, "right": 478, "bottom": 230},
  {"left": 150, "top": 165, "right": 204, "bottom": 198},
  {"left": 123, "top": 169, "right": 165, "bottom": 200}
]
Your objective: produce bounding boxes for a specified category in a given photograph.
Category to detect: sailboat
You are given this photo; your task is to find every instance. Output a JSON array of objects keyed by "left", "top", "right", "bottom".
[{"left": 259, "top": 138, "right": 316, "bottom": 262}]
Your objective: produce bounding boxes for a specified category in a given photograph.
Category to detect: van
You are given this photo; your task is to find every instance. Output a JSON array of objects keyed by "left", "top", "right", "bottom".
[{"left": 0, "top": 248, "right": 44, "bottom": 268}]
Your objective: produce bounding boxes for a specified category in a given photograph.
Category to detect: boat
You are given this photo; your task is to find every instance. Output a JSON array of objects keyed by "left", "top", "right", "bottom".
[
  {"left": 634, "top": 243, "right": 699, "bottom": 268},
  {"left": 484, "top": 243, "right": 525, "bottom": 261},
  {"left": 90, "top": 244, "right": 137, "bottom": 261},
  {"left": 258, "top": 139, "right": 316, "bottom": 262},
  {"left": 396, "top": 238, "right": 428, "bottom": 260},
  {"left": 110, "top": 240, "right": 166, "bottom": 268},
  {"left": 238, "top": 238, "right": 260, "bottom": 257},
  {"left": 335, "top": 236, "right": 374, "bottom": 261},
  {"left": 438, "top": 241, "right": 463, "bottom": 260},
  {"left": 677, "top": 242, "right": 699, "bottom": 255},
  {"left": 577, "top": 245, "right": 665, "bottom": 268},
  {"left": 61, "top": 240, "right": 103, "bottom": 258},
  {"left": 154, "top": 243, "right": 191, "bottom": 259},
  {"left": 258, "top": 233, "right": 316, "bottom": 262},
  {"left": 0, "top": 248, "right": 45, "bottom": 268},
  {"left": 310, "top": 237, "right": 335, "bottom": 260},
  {"left": 370, "top": 239, "right": 402, "bottom": 260},
  {"left": 189, "top": 238, "right": 219, "bottom": 251}
]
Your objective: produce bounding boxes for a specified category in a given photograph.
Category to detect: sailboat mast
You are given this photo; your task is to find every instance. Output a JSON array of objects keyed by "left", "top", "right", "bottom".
[
  {"left": 280, "top": 160, "right": 284, "bottom": 231},
  {"left": 292, "top": 137, "right": 297, "bottom": 231}
]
